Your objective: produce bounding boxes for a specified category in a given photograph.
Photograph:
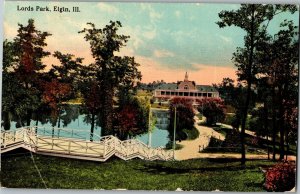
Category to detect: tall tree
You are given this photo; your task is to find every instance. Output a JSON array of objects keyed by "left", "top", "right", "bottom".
[
  {"left": 256, "top": 20, "right": 298, "bottom": 160},
  {"left": 77, "top": 64, "right": 102, "bottom": 141},
  {"left": 79, "top": 21, "right": 141, "bottom": 136},
  {"left": 2, "top": 19, "right": 51, "bottom": 127},
  {"left": 217, "top": 4, "right": 297, "bottom": 165},
  {"left": 2, "top": 40, "right": 20, "bottom": 129}
]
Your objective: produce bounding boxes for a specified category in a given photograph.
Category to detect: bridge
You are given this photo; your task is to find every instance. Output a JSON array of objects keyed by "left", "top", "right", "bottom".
[{"left": 1, "top": 127, "right": 174, "bottom": 161}]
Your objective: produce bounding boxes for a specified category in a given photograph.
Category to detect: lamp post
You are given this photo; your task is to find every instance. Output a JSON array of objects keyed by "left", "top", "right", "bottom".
[
  {"left": 148, "top": 104, "right": 152, "bottom": 147},
  {"left": 173, "top": 106, "right": 177, "bottom": 159}
]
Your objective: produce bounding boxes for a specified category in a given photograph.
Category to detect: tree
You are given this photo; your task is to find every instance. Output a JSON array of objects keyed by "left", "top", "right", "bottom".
[
  {"left": 40, "top": 51, "right": 83, "bottom": 129},
  {"left": 2, "top": 19, "right": 51, "bottom": 128},
  {"left": 77, "top": 64, "right": 102, "bottom": 141},
  {"left": 49, "top": 51, "right": 83, "bottom": 95},
  {"left": 215, "top": 78, "right": 255, "bottom": 131},
  {"left": 79, "top": 21, "right": 141, "bottom": 136},
  {"left": 41, "top": 79, "right": 72, "bottom": 128},
  {"left": 2, "top": 40, "right": 20, "bottom": 129},
  {"left": 197, "top": 98, "right": 225, "bottom": 126},
  {"left": 114, "top": 96, "right": 150, "bottom": 140},
  {"left": 217, "top": 4, "right": 297, "bottom": 165},
  {"left": 169, "top": 97, "right": 195, "bottom": 141},
  {"left": 256, "top": 20, "right": 298, "bottom": 160}
]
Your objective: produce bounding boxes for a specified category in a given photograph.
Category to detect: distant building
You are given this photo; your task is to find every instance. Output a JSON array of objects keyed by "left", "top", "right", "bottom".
[{"left": 153, "top": 72, "right": 219, "bottom": 103}]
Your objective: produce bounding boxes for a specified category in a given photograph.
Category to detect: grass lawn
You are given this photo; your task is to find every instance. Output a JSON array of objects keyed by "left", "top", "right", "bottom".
[{"left": 1, "top": 152, "right": 275, "bottom": 191}]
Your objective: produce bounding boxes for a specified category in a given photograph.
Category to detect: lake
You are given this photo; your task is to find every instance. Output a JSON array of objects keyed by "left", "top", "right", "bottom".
[{"left": 4, "top": 106, "right": 170, "bottom": 148}]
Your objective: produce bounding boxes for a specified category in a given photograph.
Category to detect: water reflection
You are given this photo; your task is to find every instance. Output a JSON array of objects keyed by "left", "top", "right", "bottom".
[{"left": 2, "top": 105, "right": 170, "bottom": 148}]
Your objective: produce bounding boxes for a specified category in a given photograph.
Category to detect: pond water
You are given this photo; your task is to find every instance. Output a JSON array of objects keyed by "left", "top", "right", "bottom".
[{"left": 5, "top": 106, "right": 170, "bottom": 148}]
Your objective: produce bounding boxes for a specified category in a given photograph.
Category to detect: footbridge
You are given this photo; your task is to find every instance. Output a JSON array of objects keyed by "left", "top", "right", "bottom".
[{"left": 1, "top": 127, "right": 174, "bottom": 161}]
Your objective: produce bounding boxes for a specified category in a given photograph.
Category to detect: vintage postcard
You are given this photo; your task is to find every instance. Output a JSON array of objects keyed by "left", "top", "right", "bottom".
[{"left": 1, "top": 0, "right": 298, "bottom": 192}]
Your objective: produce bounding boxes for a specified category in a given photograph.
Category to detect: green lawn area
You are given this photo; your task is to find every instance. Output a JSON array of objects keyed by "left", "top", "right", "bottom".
[{"left": 1, "top": 153, "right": 275, "bottom": 191}]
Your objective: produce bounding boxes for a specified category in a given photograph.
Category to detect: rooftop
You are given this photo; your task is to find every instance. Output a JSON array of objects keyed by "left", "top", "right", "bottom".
[{"left": 156, "top": 83, "right": 218, "bottom": 92}]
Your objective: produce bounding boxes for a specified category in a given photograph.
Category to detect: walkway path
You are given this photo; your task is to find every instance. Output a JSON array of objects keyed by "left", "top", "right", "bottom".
[
  {"left": 175, "top": 117, "right": 296, "bottom": 162},
  {"left": 175, "top": 116, "right": 225, "bottom": 160}
]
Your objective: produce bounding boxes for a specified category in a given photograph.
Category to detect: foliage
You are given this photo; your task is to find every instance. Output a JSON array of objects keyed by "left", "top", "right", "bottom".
[
  {"left": 117, "top": 105, "right": 138, "bottom": 139},
  {"left": 2, "top": 19, "right": 51, "bottom": 127},
  {"left": 197, "top": 98, "right": 225, "bottom": 126},
  {"left": 264, "top": 160, "right": 296, "bottom": 192},
  {"left": 248, "top": 107, "right": 273, "bottom": 138},
  {"left": 223, "top": 129, "right": 242, "bottom": 148},
  {"left": 49, "top": 51, "right": 83, "bottom": 96},
  {"left": 41, "top": 79, "right": 72, "bottom": 119},
  {"left": 79, "top": 21, "right": 141, "bottom": 136},
  {"left": 168, "top": 97, "right": 195, "bottom": 141},
  {"left": 115, "top": 97, "right": 150, "bottom": 140},
  {"left": 182, "top": 127, "right": 199, "bottom": 140},
  {"left": 217, "top": 4, "right": 297, "bottom": 164},
  {"left": 214, "top": 79, "right": 255, "bottom": 130}
]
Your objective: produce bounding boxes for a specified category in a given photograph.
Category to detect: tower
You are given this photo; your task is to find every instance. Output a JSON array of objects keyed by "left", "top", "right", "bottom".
[{"left": 184, "top": 71, "right": 188, "bottom": 82}]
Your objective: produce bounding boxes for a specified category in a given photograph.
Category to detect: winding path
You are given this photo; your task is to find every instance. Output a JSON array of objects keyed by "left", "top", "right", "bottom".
[
  {"left": 175, "top": 117, "right": 296, "bottom": 162},
  {"left": 175, "top": 116, "right": 225, "bottom": 160}
]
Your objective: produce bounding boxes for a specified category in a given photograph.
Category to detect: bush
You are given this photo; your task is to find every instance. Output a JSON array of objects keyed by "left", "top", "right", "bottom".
[
  {"left": 223, "top": 114, "right": 235, "bottom": 126},
  {"left": 165, "top": 141, "right": 184, "bottom": 150},
  {"left": 197, "top": 98, "right": 225, "bottom": 126},
  {"left": 183, "top": 127, "right": 199, "bottom": 140},
  {"left": 168, "top": 97, "right": 195, "bottom": 140},
  {"left": 264, "top": 160, "right": 296, "bottom": 192}
]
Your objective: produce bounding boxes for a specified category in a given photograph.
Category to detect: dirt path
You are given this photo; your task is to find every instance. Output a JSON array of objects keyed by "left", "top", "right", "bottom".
[
  {"left": 175, "top": 116, "right": 225, "bottom": 160},
  {"left": 175, "top": 117, "right": 296, "bottom": 162}
]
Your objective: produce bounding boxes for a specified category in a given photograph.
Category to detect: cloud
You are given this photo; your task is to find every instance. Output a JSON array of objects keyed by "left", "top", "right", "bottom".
[
  {"left": 140, "top": 3, "right": 162, "bottom": 24},
  {"left": 153, "top": 49, "right": 175, "bottom": 58},
  {"left": 97, "top": 3, "right": 119, "bottom": 14},
  {"left": 136, "top": 55, "right": 237, "bottom": 85}
]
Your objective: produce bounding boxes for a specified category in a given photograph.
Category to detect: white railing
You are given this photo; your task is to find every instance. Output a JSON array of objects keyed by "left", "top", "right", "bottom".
[{"left": 1, "top": 127, "right": 173, "bottom": 161}]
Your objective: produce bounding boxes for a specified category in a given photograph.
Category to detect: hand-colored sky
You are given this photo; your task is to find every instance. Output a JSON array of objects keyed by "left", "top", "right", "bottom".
[{"left": 3, "top": 1, "right": 299, "bottom": 85}]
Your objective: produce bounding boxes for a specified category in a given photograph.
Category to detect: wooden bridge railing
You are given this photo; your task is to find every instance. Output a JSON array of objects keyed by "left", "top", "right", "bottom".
[{"left": 1, "top": 127, "right": 173, "bottom": 161}]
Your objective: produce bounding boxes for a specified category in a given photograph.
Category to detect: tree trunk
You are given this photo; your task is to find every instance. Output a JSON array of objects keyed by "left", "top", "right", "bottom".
[
  {"left": 35, "top": 112, "right": 39, "bottom": 126},
  {"left": 240, "top": 5, "right": 256, "bottom": 166},
  {"left": 90, "top": 113, "right": 95, "bottom": 142},
  {"left": 240, "top": 83, "right": 251, "bottom": 166},
  {"left": 271, "top": 88, "right": 277, "bottom": 161},
  {"left": 57, "top": 113, "right": 61, "bottom": 128},
  {"left": 278, "top": 90, "right": 285, "bottom": 160},
  {"left": 3, "top": 111, "right": 11, "bottom": 130},
  {"left": 26, "top": 110, "right": 31, "bottom": 126},
  {"left": 101, "top": 85, "right": 114, "bottom": 136}
]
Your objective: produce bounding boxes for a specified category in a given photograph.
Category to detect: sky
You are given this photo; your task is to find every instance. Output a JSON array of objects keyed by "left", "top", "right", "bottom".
[{"left": 3, "top": 1, "right": 299, "bottom": 85}]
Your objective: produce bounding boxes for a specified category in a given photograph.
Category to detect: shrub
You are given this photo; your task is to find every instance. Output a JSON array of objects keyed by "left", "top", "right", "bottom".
[
  {"left": 183, "top": 127, "right": 199, "bottom": 140},
  {"left": 264, "top": 160, "right": 296, "bottom": 192},
  {"left": 196, "top": 98, "right": 225, "bottom": 126},
  {"left": 168, "top": 97, "right": 195, "bottom": 141}
]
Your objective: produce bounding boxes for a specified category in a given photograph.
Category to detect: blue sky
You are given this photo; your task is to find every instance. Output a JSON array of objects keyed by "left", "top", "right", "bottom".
[{"left": 3, "top": 1, "right": 299, "bottom": 84}]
